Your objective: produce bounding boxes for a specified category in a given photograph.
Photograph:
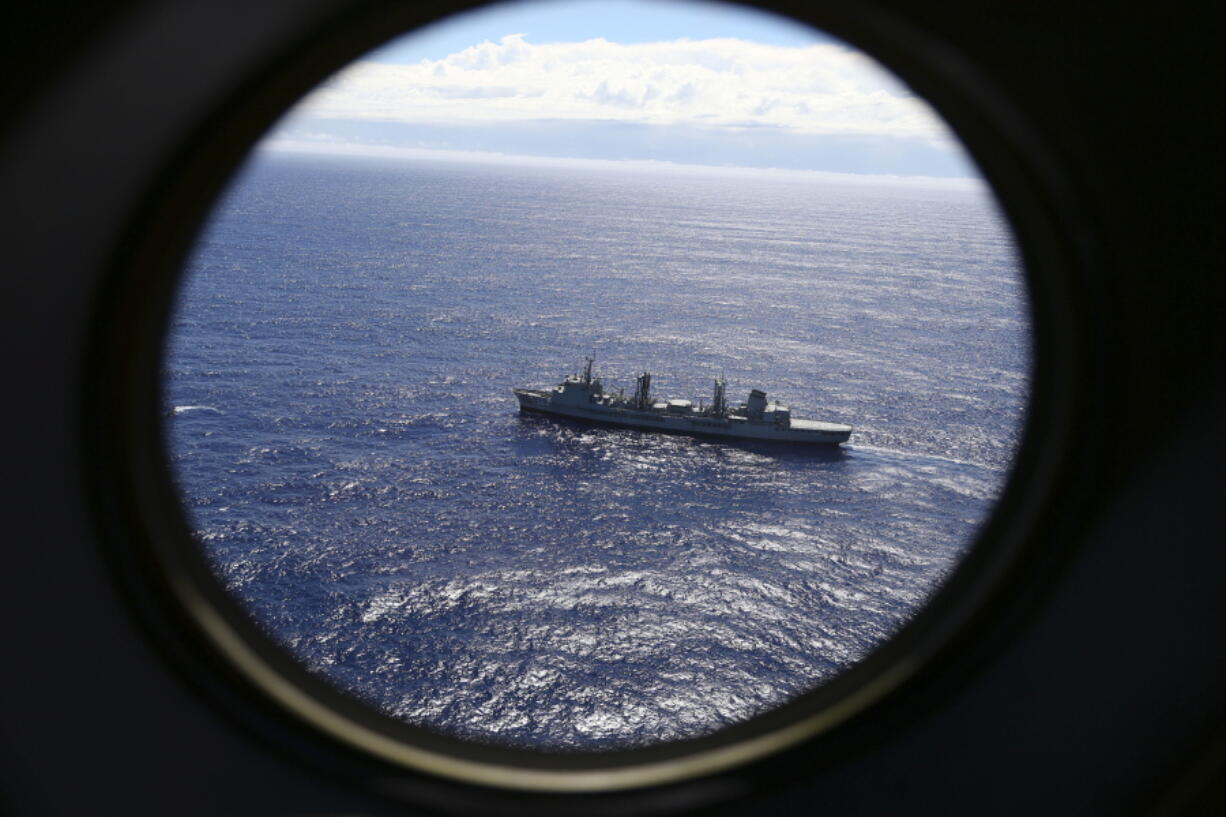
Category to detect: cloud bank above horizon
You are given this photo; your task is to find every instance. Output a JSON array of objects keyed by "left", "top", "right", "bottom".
[
  {"left": 269, "top": 0, "right": 979, "bottom": 181},
  {"left": 291, "top": 33, "right": 949, "bottom": 144}
]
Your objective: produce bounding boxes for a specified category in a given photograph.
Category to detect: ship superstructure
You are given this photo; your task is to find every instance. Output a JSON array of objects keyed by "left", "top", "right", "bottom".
[{"left": 513, "top": 358, "right": 851, "bottom": 445}]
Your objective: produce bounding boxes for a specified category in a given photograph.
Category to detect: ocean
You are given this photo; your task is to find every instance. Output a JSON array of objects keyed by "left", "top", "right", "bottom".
[{"left": 164, "top": 151, "right": 1028, "bottom": 751}]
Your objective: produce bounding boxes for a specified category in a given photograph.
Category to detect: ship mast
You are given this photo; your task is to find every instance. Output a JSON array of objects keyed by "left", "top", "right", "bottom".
[{"left": 582, "top": 356, "right": 594, "bottom": 386}]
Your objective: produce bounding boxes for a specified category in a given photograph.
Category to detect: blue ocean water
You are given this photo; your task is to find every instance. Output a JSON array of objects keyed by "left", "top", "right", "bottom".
[{"left": 165, "top": 151, "right": 1028, "bottom": 751}]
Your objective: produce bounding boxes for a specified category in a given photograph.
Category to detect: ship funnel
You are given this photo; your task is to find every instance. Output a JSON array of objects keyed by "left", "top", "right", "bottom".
[{"left": 746, "top": 389, "right": 767, "bottom": 419}]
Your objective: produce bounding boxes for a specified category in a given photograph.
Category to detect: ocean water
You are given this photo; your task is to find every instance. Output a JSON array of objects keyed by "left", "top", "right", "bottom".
[{"left": 165, "top": 152, "right": 1028, "bottom": 751}]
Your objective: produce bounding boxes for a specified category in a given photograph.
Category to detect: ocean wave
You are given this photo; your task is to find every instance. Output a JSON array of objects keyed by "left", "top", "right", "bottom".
[{"left": 171, "top": 404, "right": 224, "bottom": 415}]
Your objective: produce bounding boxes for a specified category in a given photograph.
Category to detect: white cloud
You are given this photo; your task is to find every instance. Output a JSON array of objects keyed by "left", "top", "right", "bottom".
[{"left": 292, "top": 34, "right": 952, "bottom": 143}]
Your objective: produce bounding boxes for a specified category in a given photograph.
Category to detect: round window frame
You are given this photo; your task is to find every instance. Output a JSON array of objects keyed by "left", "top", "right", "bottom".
[{"left": 87, "top": 0, "right": 1092, "bottom": 799}]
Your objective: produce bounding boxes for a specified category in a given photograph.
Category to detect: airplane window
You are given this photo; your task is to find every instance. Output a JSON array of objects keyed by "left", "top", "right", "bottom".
[{"left": 161, "top": 0, "right": 1029, "bottom": 766}]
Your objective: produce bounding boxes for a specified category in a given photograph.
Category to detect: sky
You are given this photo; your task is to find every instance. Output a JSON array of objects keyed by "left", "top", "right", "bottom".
[{"left": 266, "top": 0, "right": 978, "bottom": 181}]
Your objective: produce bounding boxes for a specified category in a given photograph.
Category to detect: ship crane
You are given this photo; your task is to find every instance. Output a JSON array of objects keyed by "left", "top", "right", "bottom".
[
  {"left": 711, "top": 375, "right": 728, "bottom": 418},
  {"left": 633, "top": 372, "right": 652, "bottom": 410}
]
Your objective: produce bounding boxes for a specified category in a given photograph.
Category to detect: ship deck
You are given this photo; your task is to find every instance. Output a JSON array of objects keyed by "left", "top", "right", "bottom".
[{"left": 790, "top": 418, "right": 854, "bottom": 433}]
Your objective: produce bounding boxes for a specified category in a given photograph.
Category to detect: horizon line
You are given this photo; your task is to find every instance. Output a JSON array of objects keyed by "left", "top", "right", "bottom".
[{"left": 258, "top": 138, "right": 988, "bottom": 191}]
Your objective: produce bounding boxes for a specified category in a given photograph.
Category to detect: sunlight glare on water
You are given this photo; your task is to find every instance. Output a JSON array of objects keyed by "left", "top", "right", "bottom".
[{"left": 166, "top": 153, "right": 1027, "bottom": 750}]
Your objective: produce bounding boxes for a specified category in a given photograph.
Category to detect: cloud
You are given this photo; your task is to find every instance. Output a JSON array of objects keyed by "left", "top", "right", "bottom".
[{"left": 291, "top": 34, "right": 952, "bottom": 144}]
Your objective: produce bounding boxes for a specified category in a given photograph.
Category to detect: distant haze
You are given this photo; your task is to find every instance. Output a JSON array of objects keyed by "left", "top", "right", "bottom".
[{"left": 268, "top": 0, "right": 977, "bottom": 180}]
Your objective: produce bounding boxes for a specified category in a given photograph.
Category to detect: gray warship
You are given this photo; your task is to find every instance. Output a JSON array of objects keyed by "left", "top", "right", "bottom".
[{"left": 514, "top": 358, "right": 852, "bottom": 445}]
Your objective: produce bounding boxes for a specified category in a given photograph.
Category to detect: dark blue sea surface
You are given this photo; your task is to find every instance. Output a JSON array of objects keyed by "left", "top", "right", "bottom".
[{"left": 165, "top": 152, "right": 1028, "bottom": 750}]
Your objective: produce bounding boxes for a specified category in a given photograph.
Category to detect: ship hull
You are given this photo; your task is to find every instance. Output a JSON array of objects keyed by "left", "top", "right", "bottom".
[{"left": 514, "top": 389, "right": 851, "bottom": 445}]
